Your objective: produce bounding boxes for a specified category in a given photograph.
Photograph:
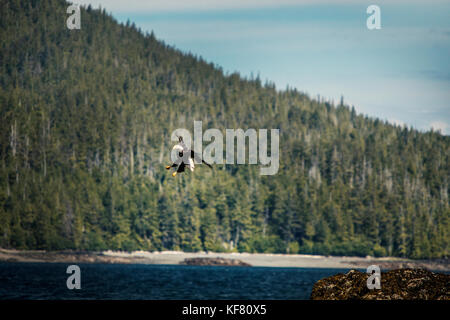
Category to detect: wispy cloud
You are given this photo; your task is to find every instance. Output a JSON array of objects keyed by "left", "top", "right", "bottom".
[
  {"left": 430, "top": 121, "right": 449, "bottom": 134},
  {"left": 388, "top": 118, "right": 406, "bottom": 127}
]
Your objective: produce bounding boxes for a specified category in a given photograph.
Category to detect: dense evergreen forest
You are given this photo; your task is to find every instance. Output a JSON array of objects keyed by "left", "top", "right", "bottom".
[{"left": 0, "top": 0, "right": 448, "bottom": 258}]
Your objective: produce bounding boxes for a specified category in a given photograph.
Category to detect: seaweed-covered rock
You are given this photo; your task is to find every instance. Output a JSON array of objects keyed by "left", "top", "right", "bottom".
[
  {"left": 310, "top": 268, "right": 449, "bottom": 300},
  {"left": 180, "top": 257, "right": 251, "bottom": 267}
]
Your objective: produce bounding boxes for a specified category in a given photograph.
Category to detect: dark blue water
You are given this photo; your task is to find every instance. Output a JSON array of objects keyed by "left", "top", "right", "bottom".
[{"left": 0, "top": 262, "right": 353, "bottom": 300}]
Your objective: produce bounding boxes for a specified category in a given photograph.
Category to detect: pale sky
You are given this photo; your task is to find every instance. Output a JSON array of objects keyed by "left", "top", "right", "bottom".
[{"left": 76, "top": 0, "right": 450, "bottom": 134}]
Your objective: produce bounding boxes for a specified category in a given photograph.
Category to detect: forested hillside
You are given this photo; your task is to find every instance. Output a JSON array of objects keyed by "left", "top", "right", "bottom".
[{"left": 0, "top": 0, "right": 448, "bottom": 258}]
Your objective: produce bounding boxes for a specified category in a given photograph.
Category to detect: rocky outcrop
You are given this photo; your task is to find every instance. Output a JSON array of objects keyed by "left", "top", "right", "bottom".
[
  {"left": 180, "top": 257, "right": 251, "bottom": 267},
  {"left": 310, "top": 268, "right": 450, "bottom": 300}
]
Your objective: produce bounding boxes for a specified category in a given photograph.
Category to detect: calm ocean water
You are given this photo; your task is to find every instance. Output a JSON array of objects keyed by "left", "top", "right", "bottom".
[{"left": 0, "top": 263, "right": 355, "bottom": 300}]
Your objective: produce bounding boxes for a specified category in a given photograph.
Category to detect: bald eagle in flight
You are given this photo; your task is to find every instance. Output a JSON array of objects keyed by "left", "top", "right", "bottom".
[{"left": 166, "top": 136, "right": 212, "bottom": 176}]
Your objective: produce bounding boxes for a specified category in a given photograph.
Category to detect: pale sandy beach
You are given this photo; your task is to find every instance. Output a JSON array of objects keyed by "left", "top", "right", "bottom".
[
  {"left": 0, "top": 248, "right": 448, "bottom": 271},
  {"left": 101, "top": 250, "right": 397, "bottom": 269}
]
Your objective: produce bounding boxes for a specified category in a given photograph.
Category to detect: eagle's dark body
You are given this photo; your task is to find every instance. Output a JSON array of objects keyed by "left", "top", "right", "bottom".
[{"left": 166, "top": 137, "right": 212, "bottom": 176}]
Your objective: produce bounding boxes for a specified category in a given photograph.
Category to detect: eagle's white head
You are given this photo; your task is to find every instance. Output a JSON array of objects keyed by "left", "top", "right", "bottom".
[{"left": 171, "top": 141, "right": 194, "bottom": 171}]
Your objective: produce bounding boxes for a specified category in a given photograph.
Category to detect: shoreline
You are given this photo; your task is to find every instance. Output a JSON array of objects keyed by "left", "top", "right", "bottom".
[{"left": 0, "top": 248, "right": 448, "bottom": 271}]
